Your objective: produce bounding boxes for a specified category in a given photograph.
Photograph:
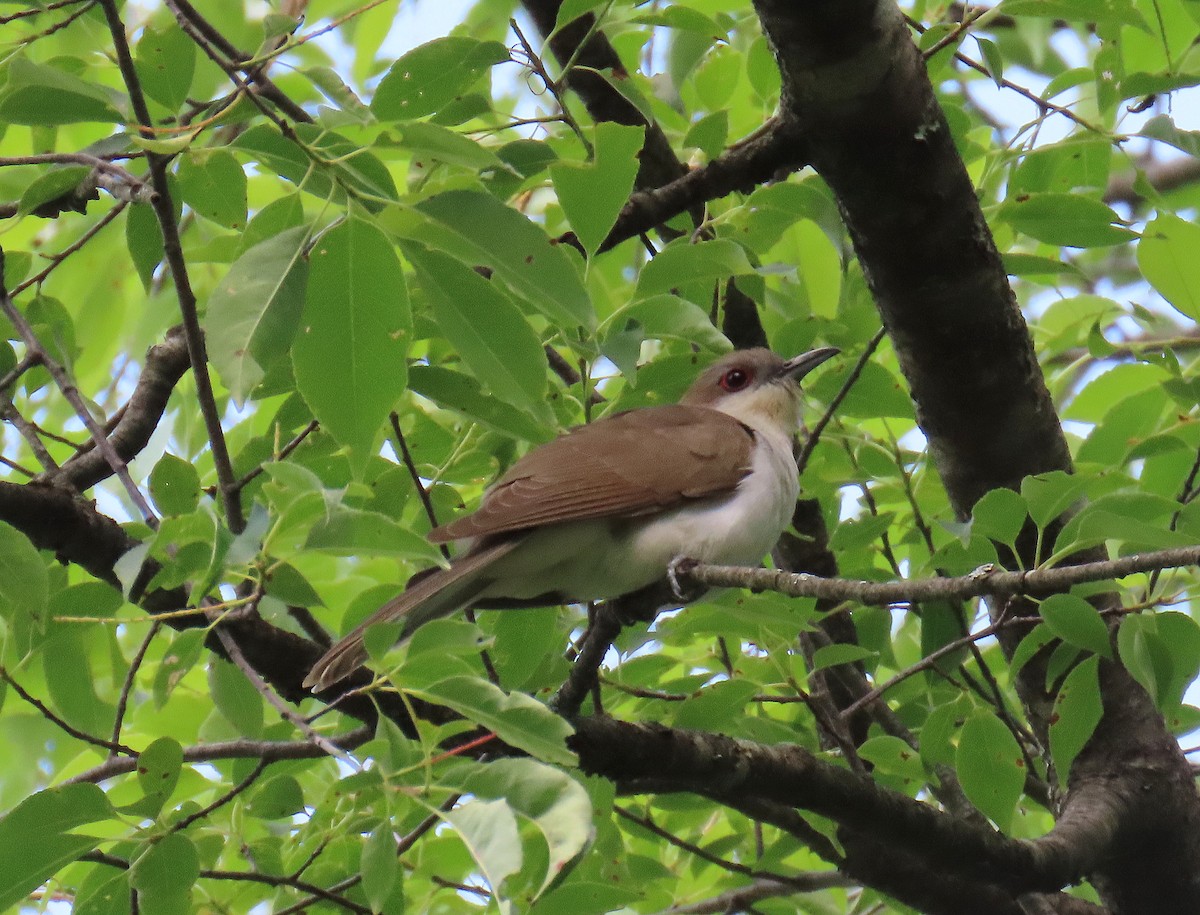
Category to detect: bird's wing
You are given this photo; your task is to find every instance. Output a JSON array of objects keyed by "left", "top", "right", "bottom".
[{"left": 430, "top": 404, "right": 757, "bottom": 543}]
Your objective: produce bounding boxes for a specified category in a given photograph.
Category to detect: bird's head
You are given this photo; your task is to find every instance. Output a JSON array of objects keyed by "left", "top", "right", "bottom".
[{"left": 681, "top": 347, "right": 840, "bottom": 433}]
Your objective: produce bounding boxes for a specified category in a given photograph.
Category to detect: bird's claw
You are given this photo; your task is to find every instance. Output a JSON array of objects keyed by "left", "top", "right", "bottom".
[{"left": 667, "top": 556, "right": 697, "bottom": 602}]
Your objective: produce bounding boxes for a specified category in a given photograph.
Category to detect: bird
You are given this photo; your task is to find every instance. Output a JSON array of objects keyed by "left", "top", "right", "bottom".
[{"left": 304, "top": 346, "right": 839, "bottom": 691}]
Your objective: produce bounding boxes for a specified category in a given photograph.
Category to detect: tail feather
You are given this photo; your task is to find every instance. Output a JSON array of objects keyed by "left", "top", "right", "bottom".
[{"left": 303, "top": 539, "right": 518, "bottom": 691}]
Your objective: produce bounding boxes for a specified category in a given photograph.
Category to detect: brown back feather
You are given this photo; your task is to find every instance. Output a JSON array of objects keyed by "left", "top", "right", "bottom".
[{"left": 430, "top": 404, "right": 755, "bottom": 543}]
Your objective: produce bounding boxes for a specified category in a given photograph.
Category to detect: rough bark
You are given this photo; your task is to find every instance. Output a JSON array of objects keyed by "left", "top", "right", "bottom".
[{"left": 750, "top": 0, "right": 1200, "bottom": 912}]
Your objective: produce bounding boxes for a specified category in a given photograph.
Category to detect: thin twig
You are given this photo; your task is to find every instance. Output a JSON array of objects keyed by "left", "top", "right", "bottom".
[
  {"left": 0, "top": 355, "right": 39, "bottom": 395},
  {"left": 615, "top": 805, "right": 848, "bottom": 891},
  {"left": 64, "top": 727, "right": 372, "bottom": 785},
  {"left": 389, "top": 411, "right": 448, "bottom": 559},
  {"left": 165, "top": 0, "right": 312, "bottom": 126},
  {"left": 233, "top": 419, "right": 319, "bottom": 493},
  {"left": 0, "top": 251, "right": 157, "bottom": 523},
  {"left": 170, "top": 758, "right": 269, "bottom": 833},
  {"left": 0, "top": 667, "right": 136, "bottom": 756},
  {"left": 12, "top": 201, "right": 127, "bottom": 295},
  {"left": 551, "top": 604, "right": 623, "bottom": 716},
  {"left": 1, "top": 0, "right": 89, "bottom": 23},
  {"left": 0, "top": 390, "right": 60, "bottom": 472},
  {"left": 16, "top": 0, "right": 95, "bottom": 42},
  {"left": 0, "top": 155, "right": 152, "bottom": 201},
  {"left": 109, "top": 622, "right": 160, "bottom": 759},
  {"left": 98, "top": 0, "right": 246, "bottom": 533},
  {"left": 272, "top": 877, "right": 365, "bottom": 915},
  {"left": 796, "top": 328, "right": 885, "bottom": 476},
  {"left": 200, "top": 867, "right": 369, "bottom": 914},
  {"left": 510, "top": 19, "right": 592, "bottom": 156},
  {"left": 840, "top": 610, "right": 1021, "bottom": 719},
  {"left": 212, "top": 620, "right": 359, "bottom": 766}
]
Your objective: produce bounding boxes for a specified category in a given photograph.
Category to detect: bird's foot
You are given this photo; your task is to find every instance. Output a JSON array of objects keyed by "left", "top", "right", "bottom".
[{"left": 667, "top": 556, "right": 700, "bottom": 602}]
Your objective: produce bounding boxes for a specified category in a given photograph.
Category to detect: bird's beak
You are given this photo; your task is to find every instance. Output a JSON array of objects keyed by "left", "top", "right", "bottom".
[{"left": 779, "top": 346, "right": 840, "bottom": 382}]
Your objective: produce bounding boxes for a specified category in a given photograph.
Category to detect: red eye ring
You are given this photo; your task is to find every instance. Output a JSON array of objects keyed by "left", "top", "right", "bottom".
[{"left": 719, "top": 368, "right": 751, "bottom": 392}]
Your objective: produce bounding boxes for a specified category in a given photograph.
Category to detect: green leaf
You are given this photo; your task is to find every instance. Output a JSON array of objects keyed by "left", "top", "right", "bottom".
[
  {"left": 1065, "top": 363, "right": 1168, "bottom": 422},
  {"left": 205, "top": 225, "right": 309, "bottom": 405},
  {"left": 372, "top": 38, "right": 509, "bottom": 121},
  {"left": 1002, "top": 252, "right": 1085, "bottom": 277},
  {"left": 443, "top": 799, "right": 522, "bottom": 900},
  {"left": 0, "top": 784, "right": 113, "bottom": 911},
  {"left": 461, "top": 759, "right": 593, "bottom": 894},
  {"left": 1048, "top": 655, "right": 1102, "bottom": 777},
  {"left": 264, "top": 562, "right": 323, "bottom": 607},
  {"left": 0, "top": 521, "right": 48, "bottom": 632},
  {"left": 684, "top": 110, "right": 729, "bottom": 159},
  {"left": 1020, "top": 471, "right": 1088, "bottom": 529},
  {"left": 955, "top": 713, "right": 1024, "bottom": 832},
  {"left": 149, "top": 454, "right": 201, "bottom": 516},
  {"left": 0, "top": 57, "right": 124, "bottom": 125},
  {"left": 292, "top": 216, "right": 411, "bottom": 468},
  {"left": 396, "top": 121, "right": 513, "bottom": 173},
  {"left": 306, "top": 507, "right": 443, "bottom": 562},
  {"left": 43, "top": 625, "right": 112, "bottom": 734},
  {"left": 232, "top": 124, "right": 398, "bottom": 207},
  {"left": 153, "top": 629, "right": 206, "bottom": 707},
  {"left": 1138, "top": 212, "right": 1200, "bottom": 322},
  {"left": 75, "top": 863, "right": 130, "bottom": 915},
  {"left": 302, "top": 66, "right": 370, "bottom": 118},
  {"left": 636, "top": 239, "right": 754, "bottom": 297},
  {"left": 361, "top": 820, "right": 401, "bottom": 911},
  {"left": 806, "top": 360, "right": 914, "bottom": 420},
  {"left": 1157, "top": 613, "right": 1200, "bottom": 707},
  {"left": 408, "top": 365, "right": 551, "bottom": 443},
  {"left": 130, "top": 833, "right": 200, "bottom": 897},
  {"left": 1139, "top": 114, "right": 1200, "bottom": 158},
  {"left": 176, "top": 149, "right": 248, "bottom": 229},
  {"left": 135, "top": 23, "right": 196, "bottom": 111},
  {"left": 1118, "top": 615, "right": 1158, "bottom": 702},
  {"left": 238, "top": 194, "right": 305, "bottom": 255},
  {"left": 552, "top": 0, "right": 608, "bottom": 31},
  {"left": 997, "top": 0, "right": 1148, "bottom": 29},
  {"left": 18, "top": 165, "right": 91, "bottom": 216},
  {"left": 386, "top": 191, "right": 594, "bottom": 331},
  {"left": 600, "top": 294, "right": 732, "bottom": 368},
  {"left": 999, "top": 193, "right": 1136, "bottom": 248},
  {"left": 1053, "top": 493, "right": 1190, "bottom": 558},
  {"left": 976, "top": 36, "right": 1004, "bottom": 88},
  {"left": 1039, "top": 594, "right": 1112, "bottom": 658},
  {"left": 404, "top": 243, "right": 553, "bottom": 424},
  {"left": 208, "top": 658, "right": 264, "bottom": 737},
  {"left": 858, "top": 735, "right": 927, "bottom": 784},
  {"left": 811, "top": 643, "right": 876, "bottom": 671},
  {"left": 126, "top": 203, "right": 165, "bottom": 290},
  {"left": 828, "top": 512, "right": 896, "bottom": 552},
  {"left": 134, "top": 737, "right": 183, "bottom": 813},
  {"left": 404, "top": 675, "right": 575, "bottom": 766},
  {"left": 550, "top": 123, "right": 644, "bottom": 256},
  {"left": 971, "top": 488, "right": 1028, "bottom": 545},
  {"left": 249, "top": 774, "right": 305, "bottom": 819}
]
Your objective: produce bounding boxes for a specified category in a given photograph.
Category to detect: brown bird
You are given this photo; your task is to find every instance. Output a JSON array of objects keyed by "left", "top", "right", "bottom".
[{"left": 304, "top": 346, "right": 839, "bottom": 690}]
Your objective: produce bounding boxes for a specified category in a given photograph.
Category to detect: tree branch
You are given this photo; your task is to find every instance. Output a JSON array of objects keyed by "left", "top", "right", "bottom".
[
  {"left": 571, "top": 715, "right": 1082, "bottom": 894},
  {"left": 57, "top": 326, "right": 190, "bottom": 491},
  {"left": 595, "top": 120, "right": 808, "bottom": 253},
  {"left": 681, "top": 544, "right": 1200, "bottom": 606}
]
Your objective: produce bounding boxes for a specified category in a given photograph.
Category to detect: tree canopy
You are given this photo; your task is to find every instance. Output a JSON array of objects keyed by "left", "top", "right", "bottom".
[{"left": 1, "top": 0, "right": 1200, "bottom": 913}]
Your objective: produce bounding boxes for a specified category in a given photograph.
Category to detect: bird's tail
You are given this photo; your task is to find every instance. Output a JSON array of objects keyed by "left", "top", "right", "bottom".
[{"left": 303, "top": 539, "right": 518, "bottom": 691}]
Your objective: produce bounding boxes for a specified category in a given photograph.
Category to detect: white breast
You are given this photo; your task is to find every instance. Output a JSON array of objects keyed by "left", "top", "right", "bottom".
[{"left": 483, "top": 428, "right": 799, "bottom": 602}]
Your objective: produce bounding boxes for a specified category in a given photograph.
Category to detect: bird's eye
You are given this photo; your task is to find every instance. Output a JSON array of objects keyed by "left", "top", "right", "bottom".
[{"left": 719, "top": 368, "right": 751, "bottom": 392}]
